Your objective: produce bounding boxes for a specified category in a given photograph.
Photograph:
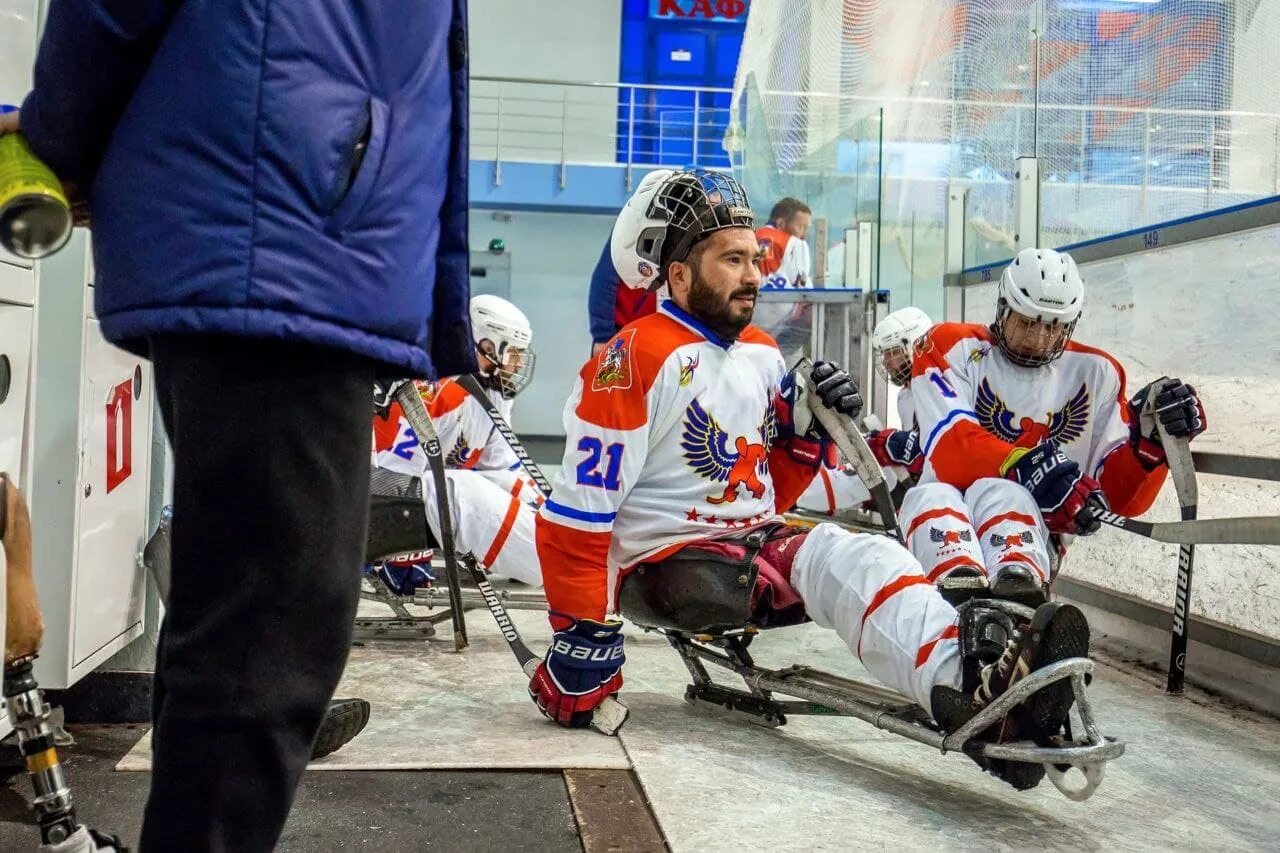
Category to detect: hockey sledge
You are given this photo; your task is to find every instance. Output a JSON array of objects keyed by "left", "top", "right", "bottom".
[{"left": 617, "top": 557, "right": 1124, "bottom": 802}]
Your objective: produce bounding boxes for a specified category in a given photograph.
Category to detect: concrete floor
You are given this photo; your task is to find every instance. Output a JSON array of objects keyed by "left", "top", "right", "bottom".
[{"left": 14, "top": 595, "right": 1280, "bottom": 851}]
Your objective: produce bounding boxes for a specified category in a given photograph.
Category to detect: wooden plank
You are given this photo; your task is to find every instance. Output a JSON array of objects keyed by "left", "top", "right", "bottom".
[{"left": 564, "top": 769, "right": 667, "bottom": 853}]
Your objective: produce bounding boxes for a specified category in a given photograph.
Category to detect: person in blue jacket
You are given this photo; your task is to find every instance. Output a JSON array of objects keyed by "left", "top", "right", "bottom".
[{"left": 1, "top": 1, "right": 476, "bottom": 849}]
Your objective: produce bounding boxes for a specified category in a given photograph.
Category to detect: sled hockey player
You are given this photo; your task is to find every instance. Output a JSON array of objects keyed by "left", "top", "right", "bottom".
[
  {"left": 529, "top": 169, "right": 1093, "bottom": 791},
  {"left": 865, "top": 305, "right": 933, "bottom": 478},
  {"left": 903, "top": 247, "right": 1207, "bottom": 602},
  {"left": 793, "top": 306, "right": 931, "bottom": 516},
  {"left": 370, "top": 294, "right": 544, "bottom": 593}
]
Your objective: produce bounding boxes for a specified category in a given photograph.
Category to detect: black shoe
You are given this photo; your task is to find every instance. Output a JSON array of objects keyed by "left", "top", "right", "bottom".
[
  {"left": 931, "top": 602, "right": 1089, "bottom": 791},
  {"left": 311, "top": 698, "right": 371, "bottom": 760},
  {"left": 988, "top": 565, "right": 1048, "bottom": 607}
]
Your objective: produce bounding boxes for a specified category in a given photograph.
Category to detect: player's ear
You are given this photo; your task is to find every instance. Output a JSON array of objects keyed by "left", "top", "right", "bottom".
[{"left": 667, "top": 260, "right": 691, "bottom": 297}]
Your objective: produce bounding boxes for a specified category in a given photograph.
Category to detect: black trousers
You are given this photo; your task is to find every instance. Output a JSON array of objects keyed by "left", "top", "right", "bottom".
[{"left": 140, "top": 336, "right": 375, "bottom": 852}]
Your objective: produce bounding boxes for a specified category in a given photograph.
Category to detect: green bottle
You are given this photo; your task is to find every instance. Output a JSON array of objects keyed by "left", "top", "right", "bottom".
[{"left": 0, "top": 107, "right": 73, "bottom": 260}]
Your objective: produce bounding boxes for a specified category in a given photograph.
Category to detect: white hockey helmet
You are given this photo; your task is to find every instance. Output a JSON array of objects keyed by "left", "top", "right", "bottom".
[
  {"left": 994, "top": 247, "right": 1084, "bottom": 367},
  {"left": 872, "top": 306, "right": 932, "bottom": 386},
  {"left": 470, "top": 294, "right": 535, "bottom": 398},
  {"left": 611, "top": 168, "right": 754, "bottom": 290}
]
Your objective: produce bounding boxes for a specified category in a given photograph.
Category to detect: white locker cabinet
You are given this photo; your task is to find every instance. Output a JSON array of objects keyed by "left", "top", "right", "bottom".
[
  {"left": 28, "top": 235, "right": 154, "bottom": 688},
  {"left": 0, "top": 302, "right": 34, "bottom": 484}
]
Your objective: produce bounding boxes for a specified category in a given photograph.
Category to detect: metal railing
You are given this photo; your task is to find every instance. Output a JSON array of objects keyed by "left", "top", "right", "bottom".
[{"left": 471, "top": 76, "right": 735, "bottom": 190}]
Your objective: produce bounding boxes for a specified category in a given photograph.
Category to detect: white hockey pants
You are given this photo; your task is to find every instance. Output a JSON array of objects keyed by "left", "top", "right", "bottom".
[
  {"left": 790, "top": 524, "right": 962, "bottom": 711},
  {"left": 899, "top": 478, "right": 1052, "bottom": 584}
]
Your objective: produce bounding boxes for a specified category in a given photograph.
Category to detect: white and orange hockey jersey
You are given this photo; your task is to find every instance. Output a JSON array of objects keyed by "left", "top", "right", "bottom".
[
  {"left": 910, "top": 323, "right": 1165, "bottom": 516},
  {"left": 372, "top": 378, "right": 522, "bottom": 481},
  {"left": 756, "top": 225, "right": 810, "bottom": 289},
  {"left": 535, "top": 302, "right": 822, "bottom": 624}
]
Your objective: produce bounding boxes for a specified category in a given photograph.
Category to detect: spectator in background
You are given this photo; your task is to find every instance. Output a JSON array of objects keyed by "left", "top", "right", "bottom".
[
  {"left": 587, "top": 169, "right": 675, "bottom": 354},
  {"left": 2, "top": 0, "right": 475, "bottom": 849},
  {"left": 757, "top": 197, "right": 812, "bottom": 289}
]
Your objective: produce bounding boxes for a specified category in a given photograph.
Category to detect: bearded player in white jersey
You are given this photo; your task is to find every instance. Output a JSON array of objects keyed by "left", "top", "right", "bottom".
[
  {"left": 903, "top": 247, "right": 1207, "bottom": 602},
  {"left": 370, "top": 294, "right": 544, "bottom": 592},
  {"left": 528, "top": 169, "right": 1094, "bottom": 791}
]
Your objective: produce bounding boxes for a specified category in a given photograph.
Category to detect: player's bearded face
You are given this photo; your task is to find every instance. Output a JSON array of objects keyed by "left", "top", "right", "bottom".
[
  {"left": 1000, "top": 311, "right": 1069, "bottom": 362},
  {"left": 681, "top": 228, "right": 763, "bottom": 341}
]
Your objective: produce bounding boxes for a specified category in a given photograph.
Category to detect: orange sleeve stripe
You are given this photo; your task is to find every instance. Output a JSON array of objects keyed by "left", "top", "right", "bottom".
[
  {"left": 426, "top": 378, "right": 469, "bottom": 417},
  {"left": 535, "top": 514, "right": 610, "bottom": 623}
]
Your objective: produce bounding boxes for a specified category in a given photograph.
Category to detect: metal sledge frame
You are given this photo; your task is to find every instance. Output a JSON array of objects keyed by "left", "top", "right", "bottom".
[{"left": 641, "top": 611, "right": 1124, "bottom": 802}]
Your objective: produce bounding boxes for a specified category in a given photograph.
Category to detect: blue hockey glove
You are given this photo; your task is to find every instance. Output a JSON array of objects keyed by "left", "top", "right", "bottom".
[
  {"left": 1004, "top": 443, "right": 1108, "bottom": 536},
  {"left": 529, "top": 618, "right": 625, "bottom": 728}
]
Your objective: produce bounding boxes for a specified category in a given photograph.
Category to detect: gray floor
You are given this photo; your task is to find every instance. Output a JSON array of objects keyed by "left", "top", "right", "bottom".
[{"left": 7, "top": 601, "right": 1279, "bottom": 851}]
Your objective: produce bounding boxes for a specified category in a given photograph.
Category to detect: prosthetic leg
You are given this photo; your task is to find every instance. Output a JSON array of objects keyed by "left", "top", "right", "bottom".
[{"left": 3, "top": 473, "right": 127, "bottom": 851}]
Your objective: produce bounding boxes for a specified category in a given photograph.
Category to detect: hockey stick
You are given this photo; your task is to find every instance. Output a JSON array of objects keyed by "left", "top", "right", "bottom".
[
  {"left": 1151, "top": 384, "right": 1199, "bottom": 694},
  {"left": 458, "top": 553, "right": 629, "bottom": 736},
  {"left": 455, "top": 374, "right": 553, "bottom": 496},
  {"left": 795, "top": 359, "right": 904, "bottom": 543},
  {"left": 1087, "top": 510, "right": 1280, "bottom": 546},
  {"left": 391, "top": 381, "right": 469, "bottom": 650}
]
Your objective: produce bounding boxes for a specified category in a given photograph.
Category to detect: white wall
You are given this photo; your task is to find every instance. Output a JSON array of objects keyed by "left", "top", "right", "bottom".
[
  {"left": 472, "top": 209, "right": 616, "bottom": 436},
  {"left": 469, "top": 0, "right": 623, "bottom": 163}
]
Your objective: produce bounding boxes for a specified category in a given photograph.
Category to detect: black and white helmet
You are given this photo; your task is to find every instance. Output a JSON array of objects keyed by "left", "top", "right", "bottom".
[{"left": 610, "top": 169, "right": 755, "bottom": 290}]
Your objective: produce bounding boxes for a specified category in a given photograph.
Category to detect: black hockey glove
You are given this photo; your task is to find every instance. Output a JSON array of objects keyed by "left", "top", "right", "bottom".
[
  {"left": 810, "top": 361, "right": 864, "bottom": 420},
  {"left": 1127, "top": 377, "right": 1207, "bottom": 470}
]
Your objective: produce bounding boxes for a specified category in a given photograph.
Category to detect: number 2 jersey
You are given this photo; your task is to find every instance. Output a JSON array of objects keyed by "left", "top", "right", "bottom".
[
  {"left": 910, "top": 322, "right": 1166, "bottom": 516},
  {"left": 372, "top": 378, "right": 521, "bottom": 479},
  {"left": 535, "top": 302, "right": 822, "bottom": 623}
]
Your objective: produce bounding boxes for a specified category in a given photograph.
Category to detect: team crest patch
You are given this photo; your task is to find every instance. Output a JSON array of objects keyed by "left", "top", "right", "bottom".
[
  {"left": 976, "top": 379, "right": 1090, "bottom": 447},
  {"left": 913, "top": 336, "right": 934, "bottom": 358},
  {"left": 678, "top": 353, "right": 700, "bottom": 387},
  {"left": 592, "top": 328, "right": 637, "bottom": 392},
  {"left": 990, "top": 529, "right": 1034, "bottom": 549},
  {"left": 637, "top": 261, "right": 654, "bottom": 278},
  {"left": 968, "top": 346, "right": 991, "bottom": 363}
]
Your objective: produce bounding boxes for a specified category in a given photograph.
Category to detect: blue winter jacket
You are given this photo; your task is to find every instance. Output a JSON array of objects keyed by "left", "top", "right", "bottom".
[{"left": 20, "top": 0, "right": 476, "bottom": 378}]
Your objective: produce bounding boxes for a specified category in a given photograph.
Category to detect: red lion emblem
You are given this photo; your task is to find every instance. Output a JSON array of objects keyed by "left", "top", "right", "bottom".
[{"left": 681, "top": 398, "right": 772, "bottom": 504}]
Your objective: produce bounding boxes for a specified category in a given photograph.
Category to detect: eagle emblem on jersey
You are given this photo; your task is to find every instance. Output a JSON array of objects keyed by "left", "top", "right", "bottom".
[
  {"left": 681, "top": 398, "right": 770, "bottom": 505},
  {"left": 930, "top": 528, "right": 973, "bottom": 547},
  {"left": 445, "top": 434, "right": 480, "bottom": 469},
  {"left": 990, "top": 529, "right": 1034, "bottom": 549},
  {"left": 975, "top": 379, "right": 1090, "bottom": 447},
  {"left": 592, "top": 329, "right": 636, "bottom": 392}
]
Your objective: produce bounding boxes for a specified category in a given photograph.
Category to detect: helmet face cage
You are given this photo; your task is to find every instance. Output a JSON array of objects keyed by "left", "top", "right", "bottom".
[
  {"left": 992, "top": 299, "right": 1076, "bottom": 367},
  {"left": 477, "top": 338, "right": 536, "bottom": 399},
  {"left": 873, "top": 343, "right": 914, "bottom": 386},
  {"left": 647, "top": 170, "right": 755, "bottom": 282}
]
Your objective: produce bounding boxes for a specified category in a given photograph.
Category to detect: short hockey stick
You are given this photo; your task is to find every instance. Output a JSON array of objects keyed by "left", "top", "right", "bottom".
[
  {"left": 795, "top": 359, "right": 904, "bottom": 543},
  {"left": 458, "top": 552, "right": 629, "bottom": 736},
  {"left": 392, "top": 381, "right": 469, "bottom": 650},
  {"left": 455, "top": 374, "right": 553, "bottom": 496}
]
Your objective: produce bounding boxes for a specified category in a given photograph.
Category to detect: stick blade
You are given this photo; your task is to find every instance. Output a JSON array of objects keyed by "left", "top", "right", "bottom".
[{"left": 1155, "top": 515, "right": 1280, "bottom": 546}]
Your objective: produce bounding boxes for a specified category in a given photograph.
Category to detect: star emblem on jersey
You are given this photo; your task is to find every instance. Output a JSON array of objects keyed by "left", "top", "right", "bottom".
[
  {"left": 990, "top": 529, "right": 1034, "bottom": 549},
  {"left": 681, "top": 398, "right": 771, "bottom": 505},
  {"left": 976, "top": 378, "right": 1090, "bottom": 447},
  {"left": 592, "top": 329, "right": 636, "bottom": 392}
]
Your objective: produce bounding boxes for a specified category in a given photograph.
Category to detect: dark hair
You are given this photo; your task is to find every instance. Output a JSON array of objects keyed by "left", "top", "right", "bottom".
[{"left": 768, "top": 197, "right": 811, "bottom": 226}]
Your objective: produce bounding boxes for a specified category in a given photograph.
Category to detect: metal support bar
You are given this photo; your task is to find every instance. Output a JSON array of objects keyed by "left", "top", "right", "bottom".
[
  {"left": 691, "top": 89, "right": 700, "bottom": 166},
  {"left": 559, "top": 88, "right": 568, "bottom": 190},
  {"left": 626, "top": 87, "right": 637, "bottom": 193},
  {"left": 494, "top": 83, "right": 504, "bottom": 187},
  {"left": 1014, "top": 156, "right": 1040, "bottom": 251}
]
